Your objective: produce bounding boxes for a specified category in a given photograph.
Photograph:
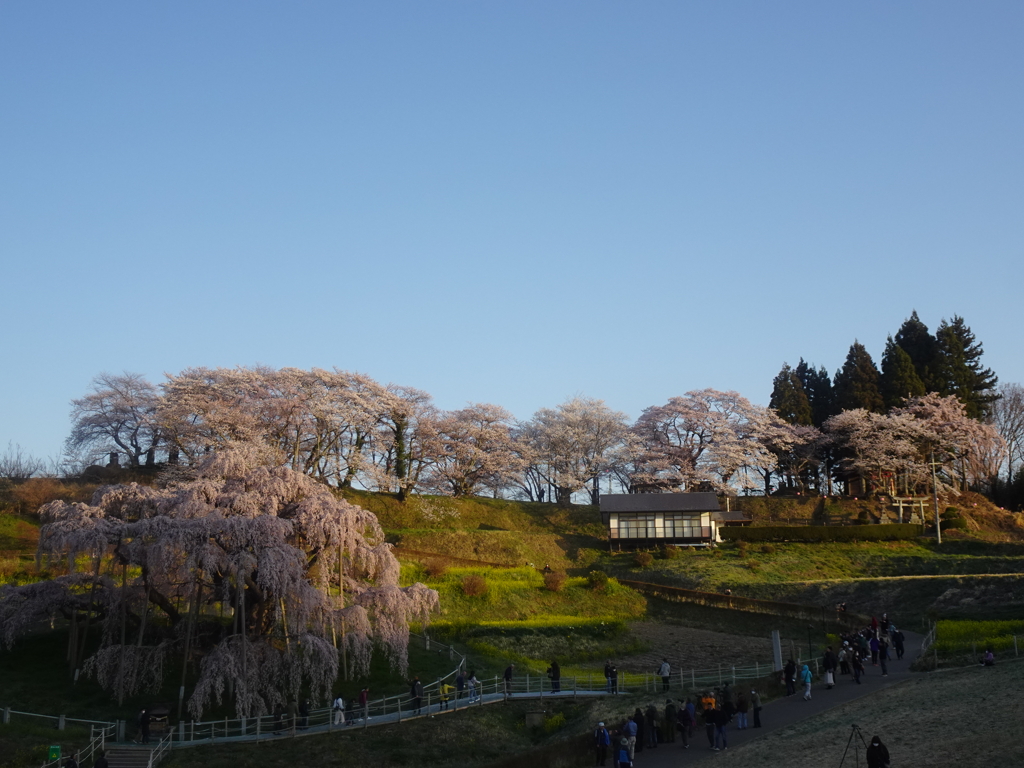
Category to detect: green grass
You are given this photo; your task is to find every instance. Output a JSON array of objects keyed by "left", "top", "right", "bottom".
[
  {"left": 934, "top": 619, "right": 1024, "bottom": 654},
  {"left": 0, "top": 721, "right": 91, "bottom": 768},
  {"left": 0, "top": 512, "right": 39, "bottom": 550}
]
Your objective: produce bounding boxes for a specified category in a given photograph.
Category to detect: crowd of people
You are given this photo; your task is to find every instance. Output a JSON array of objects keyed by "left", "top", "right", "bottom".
[{"left": 593, "top": 681, "right": 765, "bottom": 766}]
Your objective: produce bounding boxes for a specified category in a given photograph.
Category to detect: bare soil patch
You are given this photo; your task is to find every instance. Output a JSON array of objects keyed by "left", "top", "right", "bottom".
[{"left": 616, "top": 621, "right": 772, "bottom": 672}]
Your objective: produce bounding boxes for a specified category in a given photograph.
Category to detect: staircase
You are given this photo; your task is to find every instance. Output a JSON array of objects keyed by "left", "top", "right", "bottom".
[{"left": 105, "top": 746, "right": 157, "bottom": 768}]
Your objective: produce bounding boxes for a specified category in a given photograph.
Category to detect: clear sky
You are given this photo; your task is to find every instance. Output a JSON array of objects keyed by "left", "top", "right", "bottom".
[{"left": 2, "top": 2, "right": 1022, "bottom": 462}]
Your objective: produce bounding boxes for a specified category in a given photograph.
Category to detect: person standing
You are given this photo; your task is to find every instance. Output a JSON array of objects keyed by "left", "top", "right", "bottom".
[
  {"left": 800, "top": 664, "right": 813, "bottom": 700},
  {"left": 866, "top": 735, "right": 890, "bottom": 768},
  {"left": 410, "top": 677, "right": 424, "bottom": 714},
  {"left": 358, "top": 686, "right": 370, "bottom": 721},
  {"left": 604, "top": 660, "right": 614, "bottom": 693},
  {"left": 65, "top": 753, "right": 80, "bottom": 768},
  {"left": 547, "top": 660, "right": 561, "bottom": 693},
  {"left": 878, "top": 637, "right": 890, "bottom": 677},
  {"left": 503, "top": 663, "right": 515, "bottom": 696},
  {"left": 658, "top": 658, "right": 671, "bottom": 691},
  {"left": 594, "top": 721, "right": 611, "bottom": 766},
  {"left": 823, "top": 646, "right": 837, "bottom": 689},
  {"left": 93, "top": 751, "right": 109, "bottom": 768},
  {"left": 893, "top": 628, "right": 905, "bottom": 660},
  {"left": 137, "top": 709, "right": 151, "bottom": 744},
  {"left": 663, "top": 699, "right": 677, "bottom": 744},
  {"left": 610, "top": 664, "right": 619, "bottom": 694},
  {"left": 676, "top": 702, "right": 691, "bottom": 748},
  {"left": 468, "top": 670, "right": 479, "bottom": 702},
  {"left": 784, "top": 659, "right": 796, "bottom": 696},
  {"left": 702, "top": 702, "right": 716, "bottom": 749},
  {"left": 623, "top": 715, "right": 638, "bottom": 761},
  {"left": 332, "top": 694, "right": 346, "bottom": 725},
  {"left": 870, "top": 635, "right": 880, "bottom": 666},
  {"left": 644, "top": 704, "right": 660, "bottom": 748},
  {"left": 839, "top": 643, "right": 851, "bottom": 675},
  {"left": 286, "top": 699, "right": 299, "bottom": 733},
  {"left": 750, "top": 689, "right": 763, "bottom": 728},
  {"left": 712, "top": 705, "right": 728, "bottom": 751},
  {"left": 685, "top": 697, "right": 696, "bottom": 739},
  {"left": 440, "top": 682, "right": 454, "bottom": 710},
  {"left": 735, "top": 692, "right": 748, "bottom": 729},
  {"left": 852, "top": 654, "right": 864, "bottom": 685},
  {"left": 633, "top": 708, "right": 646, "bottom": 754},
  {"left": 616, "top": 737, "right": 633, "bottom": 768},
  {"left": 456, "top": 670, "right": 466, "bottom": 702}
]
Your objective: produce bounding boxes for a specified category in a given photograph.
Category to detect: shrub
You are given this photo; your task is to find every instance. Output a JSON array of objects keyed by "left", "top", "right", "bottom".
[
  {"left": 760, "top": 543, "right": 777, "bottom": 555},
  {"left": 720, "top": 524, "right": 923, "bottom": 543},
  {"left": 745, "top": 559, "right": 760, "bottom": 572},
  {"left": 736, "top": 540, "right": 749, "bottom": 559},
  {"left": 660, "top": 545, "right": 681, "bottom": 560},
  {"left": 543, "top": 571, "right": 568, "bottom": 592},
  {"left": 424, "top": 559, "right": 449, "bottom": 578},
  {"left": 574, "top": 548, "right": 601, "bottom": 569},
  {"left": 586, "top": 570, "right": 609, "bottom": 591},
  {"left": 634, "top": 551, "right": 654, "bottom": 568},
  {"left": 543, "top": 712, "right": 567, "bottom": 733},
  {"left": 461, "top": 574, "right": 488, "bottom": 597}
]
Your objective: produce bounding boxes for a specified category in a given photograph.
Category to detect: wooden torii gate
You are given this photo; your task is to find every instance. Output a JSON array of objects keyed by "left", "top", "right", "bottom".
[{"left": 890, "top": 497, "right": 929, "bottom": 523}]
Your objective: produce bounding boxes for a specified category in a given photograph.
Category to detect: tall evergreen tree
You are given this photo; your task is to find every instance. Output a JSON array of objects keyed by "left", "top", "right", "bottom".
[
  {"left": 935, "top": 315, "right": 999, "bottom": 419},
  {"left": 833, "top": 341, "right": 884, "bottom": 413},
  {"left": 795, "top": 359, "right": 834, "bottom": 428},
  {"left": 893, "top": 310, "right": 940, "bottom": 391},
  {"left": 880, "top": 337, "right": 926, "bottom": 410},
  {"left": 770, "top": 363, "right": 813, "bottom": 425}
]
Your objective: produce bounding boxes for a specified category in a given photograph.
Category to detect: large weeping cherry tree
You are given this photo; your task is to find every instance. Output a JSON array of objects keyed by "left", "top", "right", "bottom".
[{"left": 0, "top": 444, "right": 438, "bottom": 719}]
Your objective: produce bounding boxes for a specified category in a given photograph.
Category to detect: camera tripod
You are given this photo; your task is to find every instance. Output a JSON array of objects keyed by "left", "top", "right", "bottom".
[{"left": 839, "top": 724, "right": 871, "bottom": 767}]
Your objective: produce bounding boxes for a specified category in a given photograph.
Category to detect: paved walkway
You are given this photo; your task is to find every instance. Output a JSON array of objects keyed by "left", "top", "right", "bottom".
[{"left": 633, "top": 631, "right": 923, "bottom": 767}]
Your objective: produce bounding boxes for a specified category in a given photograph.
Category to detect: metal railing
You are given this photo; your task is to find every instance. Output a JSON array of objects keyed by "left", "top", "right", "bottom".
[{"left": 36, "top": 723, "right": 115, "bottom": 768}]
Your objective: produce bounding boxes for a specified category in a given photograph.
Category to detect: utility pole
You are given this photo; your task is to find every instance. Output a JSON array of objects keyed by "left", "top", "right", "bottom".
[{"left": 930, "top": 450, "right": 942, "bottom": 545}]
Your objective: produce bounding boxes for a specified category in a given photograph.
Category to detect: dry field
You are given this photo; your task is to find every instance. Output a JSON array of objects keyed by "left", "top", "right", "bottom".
[{"left": 714, "top": 659, "right": 1024, "bottom": 768}]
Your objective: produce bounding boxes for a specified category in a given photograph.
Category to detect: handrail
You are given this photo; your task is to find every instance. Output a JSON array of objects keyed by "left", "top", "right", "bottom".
[{"left": 37, "top": 723, "right": 115, "bottom": 768}]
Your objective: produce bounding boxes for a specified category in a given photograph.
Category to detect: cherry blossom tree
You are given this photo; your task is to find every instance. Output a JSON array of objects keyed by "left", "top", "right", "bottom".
[
  {"left": 521, "top": 397, "right": 630, "bottom": 505},
  {"left": 424, "top": 404, "right": 523, "bottom": 497},
  {"left": 66, "top": 372, "right": 163, "bottom": 467},
  {"left": 0, "top": 444, "right": 438, "bottom": 718},
  {"left": 632, "top": 390, "right": 781, "bottom": 493}
]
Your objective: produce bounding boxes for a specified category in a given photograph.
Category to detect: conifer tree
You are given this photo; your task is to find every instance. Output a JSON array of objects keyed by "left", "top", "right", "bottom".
[
  {"left": 893, "top": 311, "right": 940, "bottom": 391},
  {"left": 770, "top": 364, "right": 813, "bottom": 426},
  {"left": 935, "top": 316, "right": 999, "bottom": 419},
  {"left": 833, "top": 342, "right": 884, "bottom": 414},
  {"left": 795, "top": 359, "right": 834, "bottom": 428},
  {"left": 880, "top": 337, "right": 926, "bottom": 410}
]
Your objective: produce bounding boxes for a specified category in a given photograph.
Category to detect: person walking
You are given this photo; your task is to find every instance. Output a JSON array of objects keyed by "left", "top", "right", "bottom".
[
  {"left": 800, "top": 664, "right": 813, "bottom": 700},
  {"left": 439, "top": 682, "right": 454, "bottom": 710},
  {"left": 892, "top": 628, "right": 905, "bottom": 660},
  {"left": 332, "top": 694, "right": 346, "bottom": 725},
  {"left": 839, "top": 643, "right": 851, "bottom": 675},
  {"left": 136, "top": 709, "right": 151, "bottom": 744},
  {"left": 658, "top": 658, "right": 671, "bottom": 691},
  {"left": 702, "top": 701, "right": 716, "bottom": 749},
  {"left": 604, "top": 660, "right": 614, "bottom": 693},
  {"left": 866, "top": 735, "right": 891, "bottom": 768},
  {"left": 93, "top": 751, "right": 109, "bottom": 768},
  {"left": 594, "top": 721, "right": 611, "bottom": 766},
  {"left": 750, "top": 689, "right": 763, "bottom": 728},
  {"left": 852, "top": 654, "right": 864, "bottom": 684},
  {"left": 467, "top": 671, "right": 479, "bottom": 702},
  {"left": 870, "top": 635, "right": 880, "bottom": 666},
  {"left": 286, "top": 699, "right": 299, "bottom": 733},
  {"left": 65, "top": 753, "right": 80, "bottom": 768},
  {"left": 685, "top": 697, "right": 696, "bottom": 739},
  {"left": 456, "top": 670, "right": 466, "bottom": 702},
  {"left": 633, "top": 708, "right": 646, "bottom": 754},
  {"left": 676, "top": 702, "right": 691, "bottom": 748},
  {"left": 784, "top": 659, "right": 796, "bottom": 696},
  {"left": 878, "top": 637, "right": 890, "bottom": 676}
]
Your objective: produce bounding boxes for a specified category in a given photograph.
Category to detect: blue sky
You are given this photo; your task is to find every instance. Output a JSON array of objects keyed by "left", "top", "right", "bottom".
[{"left": 2, "top": 2, "right": 1022, "bottom": 461}]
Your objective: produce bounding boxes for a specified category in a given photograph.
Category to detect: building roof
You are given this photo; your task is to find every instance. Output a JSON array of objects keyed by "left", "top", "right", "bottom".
[
  {"left": 712, "top": 509, "right": 752, "bottom": 524},
  {"left": 599, "top": 493, "right": 721, "bottom": 513}
]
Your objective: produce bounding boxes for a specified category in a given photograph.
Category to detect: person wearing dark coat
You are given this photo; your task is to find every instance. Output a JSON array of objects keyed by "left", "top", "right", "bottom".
[
  {"left": 866, "top": 735, "right": 890, "bottom": 768},
  {"left": 644, "top": 704, "right": 659, "bottom": 747},
  {"left": 547, "top": 660, "right": 561, "bottom": 693},
  {"left": 784, "top": 659, "right": 796, "bottom": 696},
  {"left": 663, "top": 700, "right": 677, "bottom": 743}
]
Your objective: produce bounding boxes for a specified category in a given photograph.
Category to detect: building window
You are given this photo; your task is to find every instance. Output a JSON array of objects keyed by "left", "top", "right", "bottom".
[
  {"left": 618, "top": 514, "right": 656, "bottom": 539},
  {"left": 665, "top": 514, "right": 703, "bottom": 539}
]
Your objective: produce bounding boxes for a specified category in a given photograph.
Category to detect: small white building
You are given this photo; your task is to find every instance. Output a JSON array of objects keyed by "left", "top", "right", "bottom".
[{"left": 600, "top": 492, "right": 722, "bottom": 549}]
